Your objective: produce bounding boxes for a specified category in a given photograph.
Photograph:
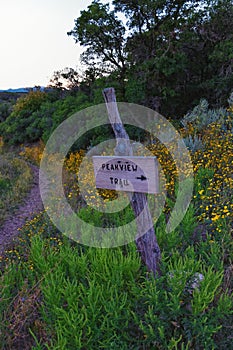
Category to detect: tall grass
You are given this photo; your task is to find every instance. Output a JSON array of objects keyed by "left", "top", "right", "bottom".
[
  {"left": 0, "top": 153, "right": 32, "bottom": 226},
  {"left": 0, "top": 206, "right": 232, "bottom": 349},
  {"left": 0, "top": 105, "right": 232, "bottom": 349}
]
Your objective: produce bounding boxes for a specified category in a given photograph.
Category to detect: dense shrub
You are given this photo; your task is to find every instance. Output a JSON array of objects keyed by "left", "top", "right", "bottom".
[
  {"left": 0, "top": 91, "right": 48, "bottom": 144},
  {"left": 0, "top": 102, "right": 12, "bottom": 122},
  {"left": 0, "top": 90, "right": 95, "bottom": 145}
]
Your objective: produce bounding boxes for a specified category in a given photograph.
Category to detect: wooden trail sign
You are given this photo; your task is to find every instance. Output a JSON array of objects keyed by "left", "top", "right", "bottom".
[
  {"left": 93, "top": 156, "right": 159, "bottom": 194},
  {"left": 101, "top": 88, "right": 161, "bottom": 276}
]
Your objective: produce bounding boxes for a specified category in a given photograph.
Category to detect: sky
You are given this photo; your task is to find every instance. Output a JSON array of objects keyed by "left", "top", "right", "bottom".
[{"left": 0, "top": 0, "right": 99, "bottom": 90}]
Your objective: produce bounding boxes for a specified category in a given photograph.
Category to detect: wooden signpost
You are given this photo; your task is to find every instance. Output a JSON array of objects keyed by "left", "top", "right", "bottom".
[
  {"left": 93, "top": 88, "right": 161, "bottom": 276},
  {"left": 93, "top": 156, "right": 159, "bottom": 194}
]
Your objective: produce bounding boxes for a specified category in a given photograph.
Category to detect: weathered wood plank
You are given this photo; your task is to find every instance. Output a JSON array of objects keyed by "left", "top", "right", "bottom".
[
  {"left": 93, "top": 156, "right": 159, "bottom": 194},
  {"left": 102, "top": 87, "right": 161, "bottom": 276}
]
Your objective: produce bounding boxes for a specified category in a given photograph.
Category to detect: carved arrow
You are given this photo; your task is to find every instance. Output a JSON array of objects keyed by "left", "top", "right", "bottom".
[{"left": 136, "top": 175, "right": 147, "bottom": 181}]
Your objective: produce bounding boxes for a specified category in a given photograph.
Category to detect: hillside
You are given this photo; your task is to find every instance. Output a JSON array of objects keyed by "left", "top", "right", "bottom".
[
  {"left": 0, "top": 89, "right": 232, "bottom": 349},
  {"left": 0, "top": 91, "right": 27, "bottom": 103}
]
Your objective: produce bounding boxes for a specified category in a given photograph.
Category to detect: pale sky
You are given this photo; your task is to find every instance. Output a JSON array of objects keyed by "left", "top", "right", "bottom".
[{"left": 0, "top": 0, "right": 99, "bottom": 89}]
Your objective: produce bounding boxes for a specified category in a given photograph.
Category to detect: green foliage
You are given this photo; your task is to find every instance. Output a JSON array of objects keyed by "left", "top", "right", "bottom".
[
  {"left": 78, "top": 203, "right": 135, "bottom": 228},
  {"left": 181, "top": 99, "right": 228, "bottom": 131},
  {"left": 155, "top": 204, "right": 197, "bottom": 255},
  {"left": 0, "top": 91, "right": 48, "bottom": 144},
  {"left": 194, "top": 167, "right": 215, "bottom": 195},
  {"left": 67, "top": 0, "right": 233, "bottom": 115},
  {"left": 0, "top": 102, "right": 12, "bottom": 122},
  {"left": 125, "top": 73, "right": 147, "bottom": 104},
  {"left": 1, "top": 222, "right": 231, "bottom": 349},
  {"left": 12, "top": 90, "right": 47, "bottom": 115},
  {"left": 0, "top": 90, "right": 93, "bottom": 145},
  {"left": 134, "top": 249, "right": 231, "bottom": 350},
  {"left": 184, "top": 135, "right": 204, "bottom": 153},
  {"left": 68, "top": 0, "right": 127, "bottom": 87},
  {"left": 38, "top": 243, "right": 139, "bottom": 349},
  {"left": 0, "top": 153, "right": 32, "bottom": 225},
  {"left": 0, "top": 10, "right": 232, "bottom": 346}
]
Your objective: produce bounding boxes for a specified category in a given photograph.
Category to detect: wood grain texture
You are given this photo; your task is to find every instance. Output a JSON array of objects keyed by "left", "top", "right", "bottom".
[
  {"left": 93, "top": 156, "right": 159, "bottom": 194},
  {"left": 102, "top": 87, "right": 161, "bottom": 276}
]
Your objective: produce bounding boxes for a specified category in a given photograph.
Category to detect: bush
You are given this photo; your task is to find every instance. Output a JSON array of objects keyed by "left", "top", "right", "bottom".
[
  {"left": 0, "top": 154, "right": 32, "bottom": 225},
  {"left": 0, "top": 102, "right": 12, "bottom": 122},
  {"left": 0, "top": 90, "right": 95, "bottom": 145},
  {"left": 0, "top": 91, "right": 48, "bottom": 144}
]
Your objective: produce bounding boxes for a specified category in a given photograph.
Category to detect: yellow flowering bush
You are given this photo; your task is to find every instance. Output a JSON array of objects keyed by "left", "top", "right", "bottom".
[
  {"left": 19, "top": 140, "right": 45, "bottom": 165},
  {"left": 65, "top": 150, "right": 118, "bottom": 207},
  {"left": 192, "top": 121, "right": 233, "bottom": 230},
  {"left": 63, "top": 111, "right": 232, "bottom": 234},
  {"left": 12, "top": 90, "right": 47, "bottom": 115}
]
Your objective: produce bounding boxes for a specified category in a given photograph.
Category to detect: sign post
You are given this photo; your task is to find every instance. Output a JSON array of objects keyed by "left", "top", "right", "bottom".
[
  {"left": 97, "top": 87, "right": 161, "bottom": 276},
  {"left": 93, "top": 156, "right": 159, "bottom": 194}
]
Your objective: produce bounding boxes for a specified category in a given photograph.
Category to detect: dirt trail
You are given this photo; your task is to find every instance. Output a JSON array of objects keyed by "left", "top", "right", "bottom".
[{"left": 0, "top": 164, "right": 44, "bottom": 255}]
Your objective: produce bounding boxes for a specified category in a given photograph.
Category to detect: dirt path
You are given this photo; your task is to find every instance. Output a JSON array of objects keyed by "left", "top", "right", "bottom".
[{"left": 0, "top": 164, "right": 44, "bottom": 255}]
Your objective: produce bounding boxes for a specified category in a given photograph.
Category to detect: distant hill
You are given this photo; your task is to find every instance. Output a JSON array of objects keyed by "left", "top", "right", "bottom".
[
  {"left": 0, "top": 87, "right": 45, "bottom": 93},
  {"left": 0, "top": 88, "right": 28, "bottom": 93},
  {"left": 0, "top": 87, "right": 47, "bottom": 102}
]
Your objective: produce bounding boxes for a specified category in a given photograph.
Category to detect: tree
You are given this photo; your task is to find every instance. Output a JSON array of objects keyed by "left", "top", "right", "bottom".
[
  {"left": 190, "top": 0, "right": 233, "bottom": 106},
  {"left": 67, "top": 0, "right": 128, "bottom": 96},
  {"left": 68, "top": 0, "right": 233, "bottom": 116},
  {"left": 116, "top": 1, "right": 201, "bottom": 113},
  {"left": 119, "top": 0, "right": 233, "bottom": 114},
  {"left": 113, "top": 0, "right": 203, "bottom": 34},
  {"left": 49, "top": 67, "right": 80, "bottom": 91}
]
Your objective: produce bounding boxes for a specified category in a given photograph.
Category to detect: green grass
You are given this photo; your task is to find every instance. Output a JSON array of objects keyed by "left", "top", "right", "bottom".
[
  {"left": 0, "top": 114, "right": 232, "bottom": 349},
  {"left": 0, "top": 153, "right": 32, "bottom": 226},
  {"left": 0, "top": 208, "right": 232, "bottom": 350}
]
